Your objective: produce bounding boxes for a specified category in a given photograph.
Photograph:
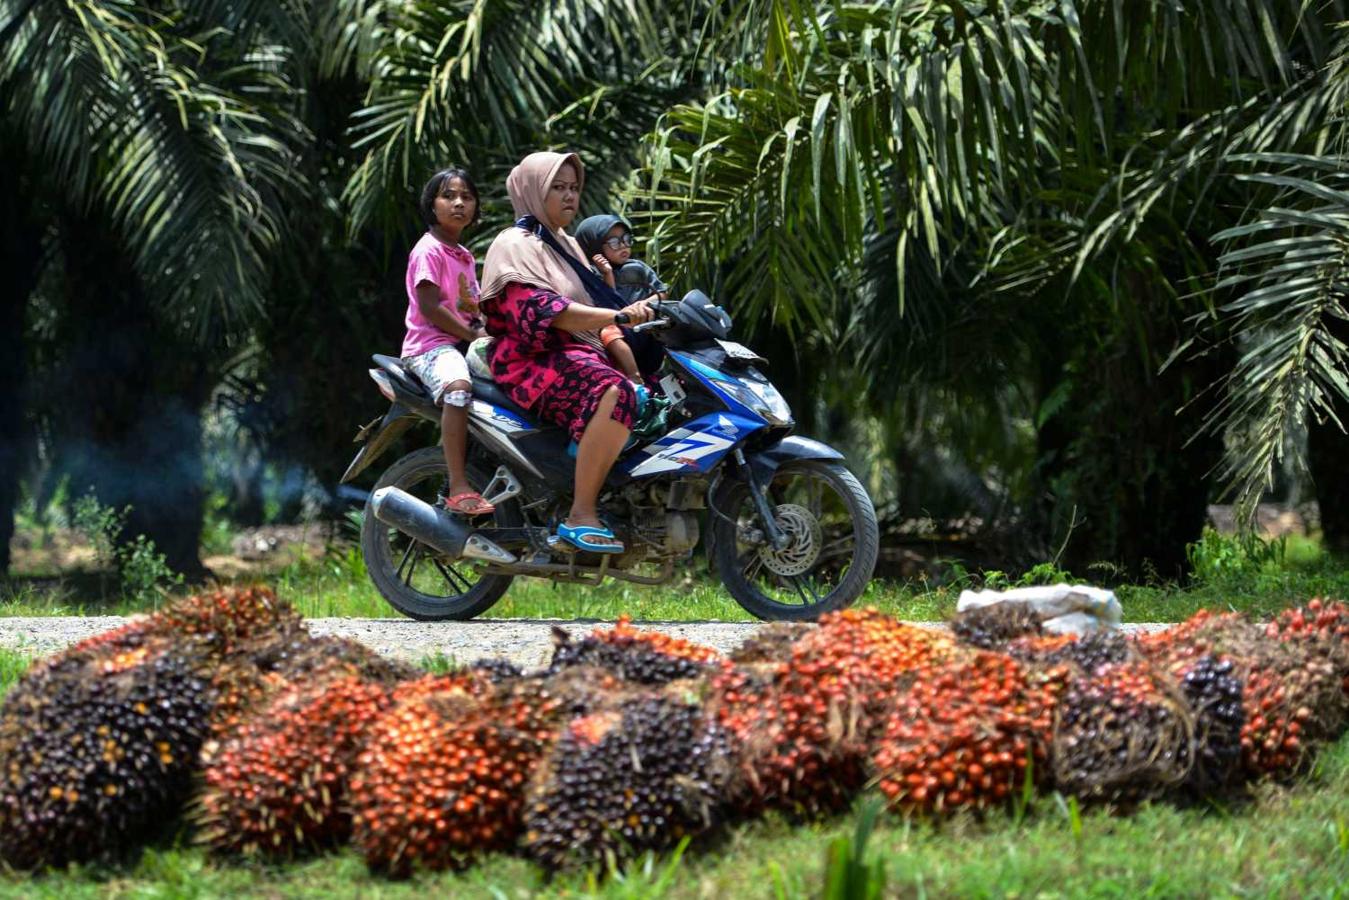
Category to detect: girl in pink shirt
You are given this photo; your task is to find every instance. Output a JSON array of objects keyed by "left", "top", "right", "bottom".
[{"left": 400, "top": 168, "right": 494, "bottom": 516}]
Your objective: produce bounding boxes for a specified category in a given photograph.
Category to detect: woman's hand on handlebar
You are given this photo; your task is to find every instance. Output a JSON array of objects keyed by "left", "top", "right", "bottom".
[{"left": 618, "top": 299, "right": 655, "bottom": 325}]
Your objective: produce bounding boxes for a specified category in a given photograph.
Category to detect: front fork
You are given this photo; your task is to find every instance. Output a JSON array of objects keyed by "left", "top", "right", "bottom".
[{"left": 734, "top": 448, "right": 789, "bottom": 550}]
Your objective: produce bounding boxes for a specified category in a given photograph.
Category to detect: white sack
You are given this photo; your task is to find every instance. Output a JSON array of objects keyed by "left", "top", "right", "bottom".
[{"left": 955, "top": 583, "right": 1122, "bottom": 636}]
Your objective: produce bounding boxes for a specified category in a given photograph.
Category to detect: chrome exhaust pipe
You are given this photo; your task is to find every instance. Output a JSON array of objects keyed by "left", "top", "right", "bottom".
[{"left": 370, "top": 487, "right": 516, "bottom": 564}]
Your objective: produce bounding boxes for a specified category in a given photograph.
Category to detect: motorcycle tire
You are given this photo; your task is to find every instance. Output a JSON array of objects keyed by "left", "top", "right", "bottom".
[
  {"left": 360, "top": 447, "right": 516, "bottom": 621},
  {"left": 711, "top": 459, "right": 878, "bottom": 621}
]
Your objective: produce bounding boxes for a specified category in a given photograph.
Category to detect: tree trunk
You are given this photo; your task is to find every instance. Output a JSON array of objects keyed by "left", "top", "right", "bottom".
[
  {"left": 0, "top": 139, "right": 43, "bottom": 577},
  {"left": 1307, "top": 413, "right": 1349, "bottom": 554},
  {"left": 1307, "top": 305, "right": 1349, "bottom": 554},
  {"left": 51, "top": 215, "right": 210, "bottom": 579},
  {"left": 1031, "top": 288, "right": 1229, "bottom": 582}
]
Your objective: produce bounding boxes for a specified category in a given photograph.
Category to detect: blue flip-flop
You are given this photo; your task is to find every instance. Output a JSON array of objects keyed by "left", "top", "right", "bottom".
[{"left": 552, "top": 522, "right": 625, "bottom": 554}]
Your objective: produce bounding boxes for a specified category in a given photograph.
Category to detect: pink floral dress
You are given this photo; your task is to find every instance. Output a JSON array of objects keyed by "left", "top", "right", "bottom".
[{"left": 482, "top": 283, "right": 636, "bottom": 442}]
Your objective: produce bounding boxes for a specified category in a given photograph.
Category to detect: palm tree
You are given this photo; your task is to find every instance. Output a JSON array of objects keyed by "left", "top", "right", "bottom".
[
  {"left": 0, "top": 0, "right": 302, "bottom": 575},
  {"left": 629, "top": 0, "right": 1349, "bottom": 575}
]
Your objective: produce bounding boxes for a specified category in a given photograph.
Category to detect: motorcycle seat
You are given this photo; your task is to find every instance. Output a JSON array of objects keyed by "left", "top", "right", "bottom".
[
  {"left": 470, "top": 375, "right": 536, "bottom": 423},
  {"left": 370, "top": 354, "right": 434, "bottom": 404},
  {"left": 371, "top": 353, "right": 538, "bottom": 424}
]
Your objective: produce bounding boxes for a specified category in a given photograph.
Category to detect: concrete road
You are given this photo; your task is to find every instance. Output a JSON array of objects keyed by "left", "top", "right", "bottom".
[{"left": 0, "top": 617, "right": 1171, "bottom": 668}]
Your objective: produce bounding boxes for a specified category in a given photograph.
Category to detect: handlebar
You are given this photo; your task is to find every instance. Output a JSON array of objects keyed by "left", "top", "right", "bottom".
[
  {"left": 631, "top": 317, "right": 673, "bottom": 334},
  {"left": 616, "top": 299, "right": 673, "bottom": 333}
]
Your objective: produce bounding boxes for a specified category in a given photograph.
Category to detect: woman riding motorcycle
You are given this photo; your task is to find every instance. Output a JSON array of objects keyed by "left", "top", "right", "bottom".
[{"left": 478, "top": 151, "right": 654, "bottom": 554}]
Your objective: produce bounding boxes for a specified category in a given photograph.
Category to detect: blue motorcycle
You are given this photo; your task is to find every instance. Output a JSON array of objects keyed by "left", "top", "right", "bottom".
[{"left": 341, "top": 291, "right": 879, "bottom": 621}]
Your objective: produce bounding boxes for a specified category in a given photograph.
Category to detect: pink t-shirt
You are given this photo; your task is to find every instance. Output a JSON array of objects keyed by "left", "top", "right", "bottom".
[{"left": 401, "top": 231, "right": 482, "bottom": 358}]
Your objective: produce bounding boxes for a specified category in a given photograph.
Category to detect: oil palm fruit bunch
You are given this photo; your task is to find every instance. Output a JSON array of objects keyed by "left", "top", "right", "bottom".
[
  {"left": 711, "top": 610, "right": 958, "bottom": 816},
  {"left": 1236, "top": 647, "right": 1342, "bottom": 778},
  {"left": 1175, "top": 655, "right": 1245, "bottom": 792},
  {"left": 950, "top": 603, "right": 1043, "bottom": 650},
  {"left": 68, "top": 586, "right": 304, "bottom": 664},
  {"left": 0, "top": 640, "right": 213, "bottom": 869},
  {"left": 1051, "top": 660, "right": 1194, "bottom": 804},
  {"left": 154, "top": 585, "right": 305, "bottom": 658},
  {"left": 797, "top": 609, "right": 961, "bottom": 717},
  {"left": 204, "top": 629, "right": 415, "bottom": 747},
  {"left": 708, "top": 660, "right": 868, "bottom": 817},
  {"left": 1139, "top": 611, "right": 1345, "bottom": 779},
  {"left": 871, "top": 651, "right": 1062, "bottom": 815},
  {"left": 198, "top": 675, "right": 392, "bottom": 857},
  {"left": 1265, "top": 599, "right": 1349, "bottom": 698},
  {"left": 1132, "top": 609, "right": 1248, "bottom": 665},
  {"left": 522, "top": 694, "right": 732, "bottom": 870},
  {"left": 351, "top": 677, "right": 561, "bottom": 875},
  {"left": 547, "top": 616, "right": 721, "bottom": 684}
]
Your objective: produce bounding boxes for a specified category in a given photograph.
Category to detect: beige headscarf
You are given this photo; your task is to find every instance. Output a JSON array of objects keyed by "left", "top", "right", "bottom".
[{"left": 480, "top": 151, "right": 594, "bottom": 306}]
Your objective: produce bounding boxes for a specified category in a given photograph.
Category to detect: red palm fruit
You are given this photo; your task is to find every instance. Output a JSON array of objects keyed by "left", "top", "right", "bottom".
[
  {"left": 1132, "top": 609, "right": 1248, "bottom": 665},
  {"left": 350, "top": 677, "right": 563, "bottom": 875},
  {"left": 1266, "top": 599, "right": 1349, "bottom": 699},
  {"left": 710, "top": 609, "right": 960, "bottom": 816},
  {"left": 197, "top": 676, "right": 392, "bottom": 857},
  {"left": 871, "top": 651, "right": 1064, "bottom": 815}
]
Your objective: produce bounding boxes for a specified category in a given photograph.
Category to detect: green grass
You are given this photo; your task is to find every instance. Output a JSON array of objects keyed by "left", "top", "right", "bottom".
[
  {"left": 0, "top": 648, "right": 30, "bottom": 700},
  {"left": 5, "top": 530, "right": 1349, "bottom": 623},
  {"left": 2, "top": 735, "right": 1347, "bottom": 898}
]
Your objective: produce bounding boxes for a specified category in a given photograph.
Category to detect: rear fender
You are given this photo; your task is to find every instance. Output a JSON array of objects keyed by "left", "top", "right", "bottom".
[{"left": 340, "top": 403, "right": 420, "bottom": 484}]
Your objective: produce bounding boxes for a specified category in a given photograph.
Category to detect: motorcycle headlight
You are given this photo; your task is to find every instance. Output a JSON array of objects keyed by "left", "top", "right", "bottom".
[{"left": 719, "top": 379, "right": 793, "bottom": 425}]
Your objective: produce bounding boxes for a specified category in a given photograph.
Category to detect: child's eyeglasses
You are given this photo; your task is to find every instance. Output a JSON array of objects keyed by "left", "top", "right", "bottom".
[{"left": 603, "top": 234, "right": 635, "bottom": 250}]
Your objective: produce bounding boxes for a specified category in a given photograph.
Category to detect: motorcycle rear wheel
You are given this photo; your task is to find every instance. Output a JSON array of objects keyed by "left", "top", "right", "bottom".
[
  {"left": 711, "top": 459, "right": 878, "bottom": 621},
  {"left": 360, "top": 447, "right": 516, "bottom": 621}
]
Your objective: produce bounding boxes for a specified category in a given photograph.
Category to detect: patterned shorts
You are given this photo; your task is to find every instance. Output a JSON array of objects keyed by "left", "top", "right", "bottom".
[
  {"left": 402, "top": 345, "right": 470, "bottom": 405},
  {"left": 533, "top": 358, "right": 637, "bottom": 443}
]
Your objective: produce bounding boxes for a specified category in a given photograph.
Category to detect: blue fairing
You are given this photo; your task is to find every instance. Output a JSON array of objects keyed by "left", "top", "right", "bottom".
[
  {"left": 620, "top": 412, "right": 765, "bottom": 478},
  {"left": 469, "top": 399, "right": 532, "bottom": 432},
  {"left": 668, "top": 351, "right": 765, "bottom": 422}
]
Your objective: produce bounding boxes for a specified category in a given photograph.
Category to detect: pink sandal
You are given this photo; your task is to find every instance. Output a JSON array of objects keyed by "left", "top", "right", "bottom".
[{"left": 442, "top": 492, "right": 496, "bottom": 517}]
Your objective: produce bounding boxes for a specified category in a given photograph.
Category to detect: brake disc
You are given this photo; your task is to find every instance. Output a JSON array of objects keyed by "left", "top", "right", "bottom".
[{"left": 757, "top": 503, "right": 823, "bottom": 577}]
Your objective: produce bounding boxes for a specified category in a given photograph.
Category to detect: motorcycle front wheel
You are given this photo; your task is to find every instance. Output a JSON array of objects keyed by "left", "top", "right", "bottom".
[
  {"left": 360, "top": 447, "right": 516, "bottom": 621},
  {"left": 710, "top": 459, "right": 879, "bottom": 621}
]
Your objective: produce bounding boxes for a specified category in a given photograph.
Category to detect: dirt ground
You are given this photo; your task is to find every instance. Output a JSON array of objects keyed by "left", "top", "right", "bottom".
[{"left": 7, "top": 522, "right": 339, "bottom": 582}]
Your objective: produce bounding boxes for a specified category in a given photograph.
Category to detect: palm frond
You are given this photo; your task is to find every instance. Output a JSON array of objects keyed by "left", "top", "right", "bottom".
[
  {"left": 1198, "top": 163, "right": 1349, "bottom": 519},
  {"left": 0, "top": 0, "right": 302, "bottom": 336},
  {"left": 343, "top": 0, "right": 710, "bottom": 235}
]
